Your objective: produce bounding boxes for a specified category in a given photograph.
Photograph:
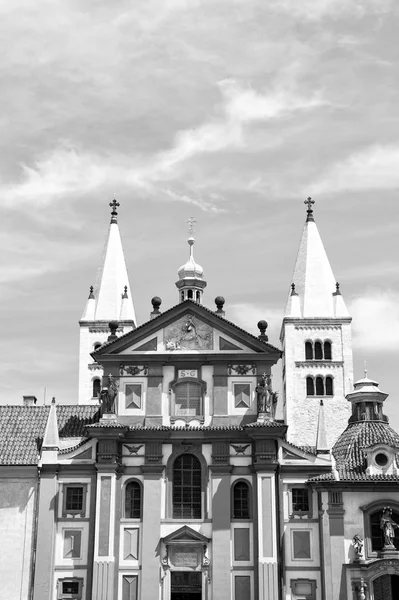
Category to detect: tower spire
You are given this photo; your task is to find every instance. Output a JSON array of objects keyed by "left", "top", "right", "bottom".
[
  {"left": 175, "top": 218, "right": 207, "bottom": 304},
  {"left": 79, "top": 201, "right": 136, "bottom": 403}
]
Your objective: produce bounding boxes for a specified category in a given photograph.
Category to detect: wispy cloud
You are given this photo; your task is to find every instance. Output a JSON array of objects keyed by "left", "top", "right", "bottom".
[
  {"left": 311, "top": 145, "right": 399, "bottom": 194},
  {"left": 267, "top": 0, "right": 392, "bottom": 21},
  {"left": 350, "top": 290, "right": 399, "bottom": 351}
]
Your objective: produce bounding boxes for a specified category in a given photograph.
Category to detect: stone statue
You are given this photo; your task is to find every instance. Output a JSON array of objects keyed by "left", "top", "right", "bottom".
[
  {"left": 380, "top": 506, "right": 398, "bottom": 548},
  {"left": 98, "top": 374, "right": 119, "bottom": 414},
  {"left": 352, "top": 534, "right": 364, "bottom": 560},
  {"left": 256, "top": 374, "right": 278, "bottom": 419}
]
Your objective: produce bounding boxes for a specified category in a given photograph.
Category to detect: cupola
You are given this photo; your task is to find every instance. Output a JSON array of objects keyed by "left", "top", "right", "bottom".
[{"left": 175, "top": 218, "right": 207, "bottom": 304}]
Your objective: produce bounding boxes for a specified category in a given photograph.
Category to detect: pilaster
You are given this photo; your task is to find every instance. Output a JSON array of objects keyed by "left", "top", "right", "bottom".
[{"left": 210, "top": 464, "right": 232, "bottom": 600}]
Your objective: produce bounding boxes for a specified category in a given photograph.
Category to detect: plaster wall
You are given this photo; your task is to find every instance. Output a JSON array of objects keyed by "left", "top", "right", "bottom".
[
  {"left": 0, "top": 477, "right": 36, "bottom": 600},
  {"left": 283, "top": 320, "right": 352, "bottom": 448}
]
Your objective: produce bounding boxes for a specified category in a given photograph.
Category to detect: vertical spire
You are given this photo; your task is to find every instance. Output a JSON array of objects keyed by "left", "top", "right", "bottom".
[
  {"left": 176, "top": 217, "right": 207, "bottom": 303},
  {"left": 284, "top": 198, "right": 349, "bottom": 318},
  {"left": 81, "top": 200, "right": 136, "bottom": 324},
  {"left": 41, "top": 398, "right": 59, "bottom": 464}
]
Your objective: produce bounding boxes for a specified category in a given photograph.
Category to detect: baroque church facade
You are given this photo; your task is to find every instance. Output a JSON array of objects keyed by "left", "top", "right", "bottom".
[{"left": 0, "top": 200, "right": 398, "bottom": 600}]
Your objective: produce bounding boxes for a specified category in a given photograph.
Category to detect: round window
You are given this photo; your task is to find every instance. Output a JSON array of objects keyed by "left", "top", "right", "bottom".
[{"left": 375, "top": 452, "right": 388, "bottom": 467}]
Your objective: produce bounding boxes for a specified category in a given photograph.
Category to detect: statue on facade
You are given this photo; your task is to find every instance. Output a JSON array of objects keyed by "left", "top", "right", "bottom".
[
  {"left": 380, "top": 506, "right": 398, "bottom": 549},
  {"left": 256, "top": 373, "right": 278, "bottom": 420},
  {"left": 352, "top": 534, "right": 364, "bottom": 560},
  {"left": 98, "top": 374, "right": 119, "bottom": 414}
]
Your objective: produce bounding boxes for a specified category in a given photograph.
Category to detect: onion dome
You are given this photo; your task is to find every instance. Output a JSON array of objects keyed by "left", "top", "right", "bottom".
[{"left": 175, "top": 225, "right": 207, "bottom": 303}]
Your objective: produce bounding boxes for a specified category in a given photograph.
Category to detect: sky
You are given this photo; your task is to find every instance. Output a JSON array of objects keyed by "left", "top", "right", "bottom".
[{"left": 1, "top": 0, "right": 399, "bottom": 431}]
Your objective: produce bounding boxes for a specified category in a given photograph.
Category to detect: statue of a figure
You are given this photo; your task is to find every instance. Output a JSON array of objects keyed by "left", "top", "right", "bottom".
[
  {"left": 98, "top": 374, "right": 119, "bottom": 414},
  {"left": 256, "top": 374, "right": 278, "bottom": 418},
  {"left": 380, "top": 506, "right": 398, "bottom": 548},
  {"left": 352, "top": 534, "right": 364, "bottom": 560}
]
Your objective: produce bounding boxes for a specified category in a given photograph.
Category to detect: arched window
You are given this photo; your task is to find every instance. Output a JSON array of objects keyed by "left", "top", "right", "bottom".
[
  {"left": 306, "top": 377, "right": 315, "bottom": 396},
  {"left": 181, "top": 291, "right": 184, "bottom": 302},
  {"left": 314, "top": 341, "right": 323, "bottom": 360},
  {"left": 187, "top": 289, "right": 193, "bottom": 299},
  {"left": 196, "top": 291, "right": 200, "bottom": 302},
  {"left": 125, "top": 481, "right": 142, "bottom": 519},
  {"left": 324, "top": 341, "right": 332, "bottom": 360},
  {"left": 173, "top": 454, "right": 201, "bottom": 519},
  {"left": 305, "top": 341, "right": 313, "bottom": 360},
  {"left": 315, "top": 376, "right": 324, "bottom": 396},
  {"left": 232, "top": 481, "right": 250, "bottom": 519},
  {"left": 92, "top": 378, "right": 101, "bottom": 398},
  {"left": 325, "top": 376, "right": 333, "bottom": 396}
]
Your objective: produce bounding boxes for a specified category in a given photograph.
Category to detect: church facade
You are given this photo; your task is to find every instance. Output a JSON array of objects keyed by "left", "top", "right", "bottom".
[{"left": 1, "top": 200, "right": 398, "bottom": 600}]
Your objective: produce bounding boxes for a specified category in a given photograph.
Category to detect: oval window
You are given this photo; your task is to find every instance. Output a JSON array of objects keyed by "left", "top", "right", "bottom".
[{"left": 375, "top": 452, "right": 388, "bottom": 467}]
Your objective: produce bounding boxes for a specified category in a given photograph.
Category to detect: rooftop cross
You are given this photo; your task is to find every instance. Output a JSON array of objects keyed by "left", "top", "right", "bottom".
[
  {"left": 110, "top": 199, "right": 120, "bottom": 223},
  {"left": 304, "top": 196, "right": 315, "bottom": 222},
  {"left": 187, "top": 216, "right": 197, "bottom": 237}
]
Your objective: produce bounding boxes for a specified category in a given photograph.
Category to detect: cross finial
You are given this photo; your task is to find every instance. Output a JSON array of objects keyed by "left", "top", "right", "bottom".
[
  {"left": 110, "top": 199, "right": 120, "bottom": 223},
  {"left": 187, "top": 216, "right": 197, "bottom": 237},
  {"left": 304, "top": 196, "right": 315, "bottom": 221}
]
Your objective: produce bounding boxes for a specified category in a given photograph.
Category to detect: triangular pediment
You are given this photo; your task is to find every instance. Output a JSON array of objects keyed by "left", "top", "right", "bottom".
[
  {"left": 162, "top": 525, "right": 209, "bottom": 544},
  {"left": 93, "top": 300, "right": 280, "bottom": 358}
]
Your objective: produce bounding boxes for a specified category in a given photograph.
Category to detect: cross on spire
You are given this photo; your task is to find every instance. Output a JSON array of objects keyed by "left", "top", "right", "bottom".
[
  {"left": 110, "top": 199, "right": 120, "bottom": 223},
  {"left": 187, "top": 216, "right": 197, "bottom": 237},
  {"left": 304, "top": 196, "right": 315, "bottom": 222}
]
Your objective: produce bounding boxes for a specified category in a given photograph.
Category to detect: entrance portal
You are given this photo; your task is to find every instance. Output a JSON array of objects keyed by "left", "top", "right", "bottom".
[
  {"left": 171, "top": 571, "right": 202, "bottom": 600},
  {"left": 373, "top": 574, "right": 399, "bottom": 600}
]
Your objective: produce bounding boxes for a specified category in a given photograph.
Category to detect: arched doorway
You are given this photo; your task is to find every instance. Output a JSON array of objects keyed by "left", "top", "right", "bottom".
[{"left": 373, "top": 574, "right": 399, "bottom": 600}]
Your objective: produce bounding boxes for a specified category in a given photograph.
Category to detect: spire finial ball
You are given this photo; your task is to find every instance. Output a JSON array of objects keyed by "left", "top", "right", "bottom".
[
  {"left": 151, "top": 296, "right": 162, "bottom": 309},
  {"left": 215, "top": 296, "right": 225, "bottom": 309}
]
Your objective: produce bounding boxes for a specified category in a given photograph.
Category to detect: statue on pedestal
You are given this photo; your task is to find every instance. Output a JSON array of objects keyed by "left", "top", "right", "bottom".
[
  {"left": 380, "top": 506, "right": 398, "bottom": 549},
  {"left": 98, "top": 374, "right": 119, "bottom": 415},
  {"left": 256, "top": 373, "right": 278, "bottom": 420},
  {"left": 352, "top": 534, "right": 364, "bottom": 561}
]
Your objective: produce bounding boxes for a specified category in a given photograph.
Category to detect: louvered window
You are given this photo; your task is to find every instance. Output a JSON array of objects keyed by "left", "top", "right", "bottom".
[
  {"left": 174, "top": 382, "right": 202, "bottom": 416},
  {"left": 173, "top": 454, "right": 202, "bottom": 518}
]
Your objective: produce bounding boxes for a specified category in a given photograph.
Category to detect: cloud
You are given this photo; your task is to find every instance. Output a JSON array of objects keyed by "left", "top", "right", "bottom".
[
  {"left": 311, "top": 145, "right": 399, "bottom": 195},
  {"left": 349, "top": 291, "right": 399, "bottom": 351},
  {"left": 0, "top": 80, "right": 326, "bottom": 210},
  {"left": 228, "top": 302, "right": 283, "bottom": 345},
  {"left": 267, "top": 0, "right": 392, "bottom": 21}
]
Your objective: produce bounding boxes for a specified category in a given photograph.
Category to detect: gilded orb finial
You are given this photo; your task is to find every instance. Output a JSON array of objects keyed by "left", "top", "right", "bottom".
[
  {"left": 304, "top": 197, "right": 315, "bottom": 222},
  {"left": 110, "top": 199, "right": 120, "bottom": 223}
]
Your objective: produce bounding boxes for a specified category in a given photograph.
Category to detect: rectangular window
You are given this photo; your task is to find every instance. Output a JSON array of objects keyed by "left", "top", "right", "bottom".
[
  {"left": 292, "top": 530, "right": 311, "bottom": 559},
  {"left": 235, "top": 575, "right": 251, "bottom": 600},
  {"left": 292, "top": 488, "right": 310, "bottom": 513},
  {"left": 234, "top": 383, "right": 251, "bottom": 408},
  {"left": 62, "top": 484, "right": 86, "bottom": 517},
  {"left": 290, "top": 579, "right": 316, "bottom": 600},
  {"left": 174, "top": 382, "right": 202, "bottom": 416},
  {"left": 125, "top": 384, "right": 142, "bottom": 409},
  {"left": 57, "top": 578, "right": 83, "bottom": 599}
]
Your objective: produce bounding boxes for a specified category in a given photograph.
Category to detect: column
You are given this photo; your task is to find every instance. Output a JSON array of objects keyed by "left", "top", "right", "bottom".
[
  {"left": 32, "top": 466, "right": 58, "bottom": 600},
  {"left": 140, "top": 465, "right": 164, "bottom": 600},
  {"left": 257, "top": 470, "right": 279, "bottom": 600},
  {"left": 211, "top": 465, "right": 232, "bottom": 600}
]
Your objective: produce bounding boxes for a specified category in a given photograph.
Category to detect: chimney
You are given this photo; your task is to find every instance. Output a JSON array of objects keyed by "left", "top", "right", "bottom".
[{"left": 23, "top": 395, "right": 37, "bottom": 406}]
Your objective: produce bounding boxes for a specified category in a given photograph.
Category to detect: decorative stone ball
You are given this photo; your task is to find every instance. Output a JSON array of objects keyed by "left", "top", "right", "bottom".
[
  {"left": 151, "top": 296, "right": 162, "bottom": 309},
  {"left": 215, "top": 296, "right": 225, "bottom": 309},
  {"left": 257, "top": 320, "right": 268, "bottom": 332}
]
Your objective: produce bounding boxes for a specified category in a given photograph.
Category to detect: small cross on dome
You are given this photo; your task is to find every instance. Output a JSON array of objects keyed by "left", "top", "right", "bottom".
[
  {"left": 187, "top": 216, "right": 197, "bottom": 237},
  {"left": 304, "top": 196, "right": 315, "bottom": 222}
]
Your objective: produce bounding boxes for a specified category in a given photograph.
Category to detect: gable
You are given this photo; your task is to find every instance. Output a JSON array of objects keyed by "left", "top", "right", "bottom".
[{"left": 95, "top": 302, "right": 280, "bottom": 357}]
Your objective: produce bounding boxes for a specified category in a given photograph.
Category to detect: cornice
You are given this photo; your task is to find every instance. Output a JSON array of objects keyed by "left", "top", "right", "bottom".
[
  {"left": 295, "top": 361, "right": 344, "bottom": 369},
  {"left": 283, "top": 317, "right": 352, "bottom": 325}
]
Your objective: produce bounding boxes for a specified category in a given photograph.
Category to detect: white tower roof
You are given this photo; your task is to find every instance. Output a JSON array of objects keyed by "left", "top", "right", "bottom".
[
  {"left": 81, "top": 200, "right": 136, "bottom": 324},
  {"left": 284, "top": 198, "right": 349, "bottom": 319}
]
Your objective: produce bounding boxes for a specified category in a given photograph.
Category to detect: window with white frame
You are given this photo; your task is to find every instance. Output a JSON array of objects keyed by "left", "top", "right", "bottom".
[
  {"left": 292, "top": 530, "right": 311, "bottom": 559},
  {"left": 57, "top": 578, "right": 83, "bottom": 600},
  {"left": 290, "top": 579, "right": 316, "bottom": 600},
  {"left": 61, "top": 484, "right": 87, "bottom": 518},
  {"left": 289, "top": 487, "right": 311, "bottom": 517}
]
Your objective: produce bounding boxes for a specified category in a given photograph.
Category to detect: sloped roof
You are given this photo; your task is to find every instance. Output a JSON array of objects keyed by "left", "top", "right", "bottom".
[
  {"left": 0, "top": 405, "right": 100, "bottom": 465},
  {"left": 332, "top": 420, "right": 399, "bottom": 478},
  {"left": 94, "top": 299, "right": 281, "bottom": 355}
]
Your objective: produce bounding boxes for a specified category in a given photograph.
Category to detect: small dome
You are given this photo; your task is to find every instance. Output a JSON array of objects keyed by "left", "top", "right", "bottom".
[{"left": 177, "top": 237, "right": 204, "bottom": 280}]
